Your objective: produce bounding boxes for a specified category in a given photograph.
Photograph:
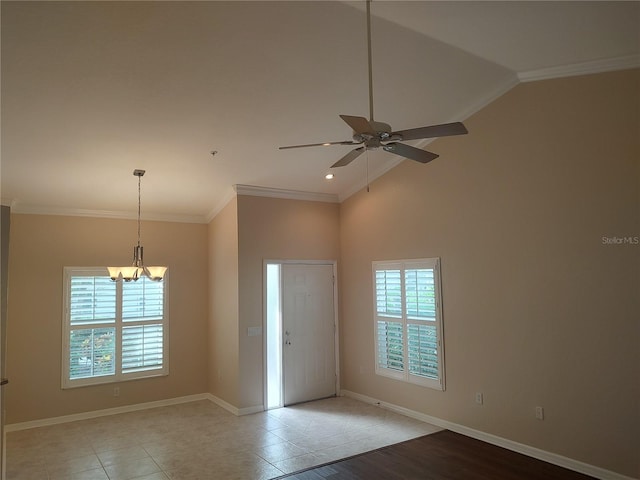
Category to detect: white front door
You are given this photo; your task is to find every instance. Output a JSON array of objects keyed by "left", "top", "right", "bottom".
[{"left": 282, "top": 264, "right": 336, "bottom": 406}]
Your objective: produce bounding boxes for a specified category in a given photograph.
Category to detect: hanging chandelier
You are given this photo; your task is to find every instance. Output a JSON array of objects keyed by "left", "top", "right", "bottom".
[{"left": 108, "top": 169, "right": 167, "bottom": 282}]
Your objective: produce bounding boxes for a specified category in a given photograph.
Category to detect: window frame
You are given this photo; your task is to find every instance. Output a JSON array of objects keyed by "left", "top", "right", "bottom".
[
  {"left": 372, "top": 258, "right": 445, "bottom": 390},
  {"left": 62, "top": 267, "right": 169, "bottom": 389}
]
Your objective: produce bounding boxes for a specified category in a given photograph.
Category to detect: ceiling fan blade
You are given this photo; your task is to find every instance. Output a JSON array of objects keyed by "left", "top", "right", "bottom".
[
  {"left": 339, "top": 115, "right": 373, "bottom": 134},
  {"left": 279, "top": 140, "right": 358, "bottom": 150},
  {"left": 331, "top": 147, "right": 365, "bottom": 168},
  {"left": 382, "top": 142, "right": 439, "bottom": 164},
  {"left": 392, "top": 122, "right": 468, "bottom": 141}
]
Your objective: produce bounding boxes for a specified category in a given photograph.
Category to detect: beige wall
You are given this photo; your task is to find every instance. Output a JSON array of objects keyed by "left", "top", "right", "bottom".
[
  {"left": 6, "top": 214, "right": 209, "bottom": 424},
  {"left": 236, "top": 195, "right": 340, "bottom": 409},
  {"left": 339, "top": 69, "right": 639, "bottom": 477},
  {"left": 207, "top": 198, "right": 240, "bottom": 406}
]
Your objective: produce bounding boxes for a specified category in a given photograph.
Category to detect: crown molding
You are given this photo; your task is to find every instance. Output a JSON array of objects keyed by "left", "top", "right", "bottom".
[
  {"left": 234, "top": 184, "right": 339, "bottom": 204},
  {"left": 9, "top": 202, "right": 208, "bottom": 224},
  {"left": 518, "top": 54, "right": 640, "bottom": 83},
  {"left": 8, "top": 185, "right": 340, "bottom": 225},
  {"left": 205, "top": 186, "right": 238, "bottom": 224}
]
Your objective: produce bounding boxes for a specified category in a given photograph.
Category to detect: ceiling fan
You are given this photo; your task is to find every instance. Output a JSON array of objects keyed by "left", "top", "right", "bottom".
[{"left": 279, "top": 0, "right": 468, "bottom": 169}]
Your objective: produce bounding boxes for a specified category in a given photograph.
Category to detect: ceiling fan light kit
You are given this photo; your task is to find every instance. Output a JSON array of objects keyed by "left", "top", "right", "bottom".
[{"left": 279, "top": 0, "right": 468, "bottom": 169}]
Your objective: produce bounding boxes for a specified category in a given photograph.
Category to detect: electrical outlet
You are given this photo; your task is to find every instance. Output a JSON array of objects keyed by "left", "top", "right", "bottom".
[
  {"left": 113, "top": 387, "right": 120, "bottom": 397},
  {"left": 535, "top": 406, "right": 544, "bottom": 420},
  {"left": 475, "top": 392, "right": 483, "bottom": 405}
]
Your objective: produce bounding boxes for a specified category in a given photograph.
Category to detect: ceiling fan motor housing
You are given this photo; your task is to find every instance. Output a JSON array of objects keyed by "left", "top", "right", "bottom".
[
  {"left": 370, "top": 120, "right": 392, "bottom": 135},
  {"left": 352, "top": 120, "right": 392, "bottom": 145}
]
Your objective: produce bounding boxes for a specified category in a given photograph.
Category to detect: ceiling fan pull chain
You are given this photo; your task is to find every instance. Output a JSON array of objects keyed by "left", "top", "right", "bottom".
[{"left": 366, "top": 150, "right": 370, "bottom": 193}]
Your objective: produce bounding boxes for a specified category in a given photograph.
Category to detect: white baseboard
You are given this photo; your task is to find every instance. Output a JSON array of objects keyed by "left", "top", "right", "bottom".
[
  {"left": 239, "top": 404, "right": 265, "bottom": 416},
  {"left": 206, "top": 393, "right": 240, "bottom": 415},
  {"left": 341, "top": 390, "right": 635, "bottom": 480},
  {"left": 202, "top": 394, "right": 263, "bottom": 417},
  {"left": 5, "top": 393, "right": 212, "bottom": 432},
  {"left": 5, "top": 392, "right": 264, "bottom": 434}
]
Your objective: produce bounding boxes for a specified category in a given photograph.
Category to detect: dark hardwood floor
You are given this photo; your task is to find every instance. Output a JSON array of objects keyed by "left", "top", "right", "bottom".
[{"left": 277, "top": 430, "right": 595, "bottom": 480}]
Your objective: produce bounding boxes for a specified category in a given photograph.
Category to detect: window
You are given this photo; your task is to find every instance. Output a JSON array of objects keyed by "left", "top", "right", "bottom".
[
  {"left": 373, "top": 258, "right": 444, "bottom": 390},
  {"left": 62, "top": 267, "right": 168, "bottom": 388}
]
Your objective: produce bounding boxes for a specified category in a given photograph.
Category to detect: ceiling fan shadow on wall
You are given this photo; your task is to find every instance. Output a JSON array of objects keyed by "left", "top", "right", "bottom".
[{"left": 279, "top": 0, "right": 468, "bottom": 169}]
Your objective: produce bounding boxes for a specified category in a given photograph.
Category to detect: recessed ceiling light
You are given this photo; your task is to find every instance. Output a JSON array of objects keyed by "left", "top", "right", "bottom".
[{"left": 325, "top": 173, "right": 335, "bottom": 180}]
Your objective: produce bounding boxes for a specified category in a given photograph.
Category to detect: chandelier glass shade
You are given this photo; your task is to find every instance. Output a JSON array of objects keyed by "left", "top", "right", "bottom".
[{"left": 108, "top": 169, "right": 167, "bottom": 282}]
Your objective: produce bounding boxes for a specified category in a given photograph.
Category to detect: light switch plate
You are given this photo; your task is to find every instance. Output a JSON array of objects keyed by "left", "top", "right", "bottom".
[{"left": 247, "top": 326, "right": 262, "bottom": 337}]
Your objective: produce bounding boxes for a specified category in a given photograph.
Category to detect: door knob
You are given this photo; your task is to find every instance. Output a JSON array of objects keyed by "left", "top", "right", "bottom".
[{"left": 0, "top": 379, "right": 8, "bottom": 386}]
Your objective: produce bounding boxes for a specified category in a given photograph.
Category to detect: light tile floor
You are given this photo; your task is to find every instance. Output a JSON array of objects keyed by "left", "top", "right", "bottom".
[{"left": 6, "top": 396, "right": 441, "bottom": 480}]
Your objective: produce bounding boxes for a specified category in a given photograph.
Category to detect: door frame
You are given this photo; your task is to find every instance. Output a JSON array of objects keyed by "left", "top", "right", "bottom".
[
  {"left": 1, "top": 206, "right": 10, "bottom": 480},
  {"left": 263, "top": 259, "right": 340, "bottom": 410}
]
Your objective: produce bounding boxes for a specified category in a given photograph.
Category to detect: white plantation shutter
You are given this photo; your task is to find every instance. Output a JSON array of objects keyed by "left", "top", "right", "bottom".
[
  {"left": 376, "top": 320, "right": 404, "bottom": 372},
  {"left": 63, "top": 267, "right": 168, "bottom": 388},
  {"left": 373, "top": 259, "right": 444, "bottom": 390},
  {"left": 69, "top": 276, "right": 116, "bottom": 324},
  {"left": 375, "top": 269, "right": 402, "bottom": 317},
  {"left": 67, "top": 273, "right": 117, "bottom": 381},
  {"left": 404, "top": 268, "right": 436, "bottom": 321},
  {"left": 374, "top": 265, "right": 404, "bottom": 378},
  {"left": 123, "top": 278, "right": 164, "bottom": 321},
  {"left": 68, "top": 327, "right": 116, "bottom": 380},
  {"left": 122, "top": 324, "right": 164, "bottom": 372},
  {"left": 121, "top": 277, "right": 166, "bottom": 374},
  {"left": 407, "top": 324, "right": 438, "bottom": 379},
  {"left": 405, "top": 265, "right": 439, "bottom": 382}
]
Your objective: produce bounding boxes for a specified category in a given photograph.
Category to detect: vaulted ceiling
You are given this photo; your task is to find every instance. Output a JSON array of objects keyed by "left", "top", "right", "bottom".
[{"left": 2, "top": 1, "right": 638, "bottom": 223}]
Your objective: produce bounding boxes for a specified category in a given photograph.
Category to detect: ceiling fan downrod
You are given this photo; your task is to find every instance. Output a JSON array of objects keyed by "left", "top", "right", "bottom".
[{"left": 366, "top": 0, "right": 374, "bottom": 123}]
